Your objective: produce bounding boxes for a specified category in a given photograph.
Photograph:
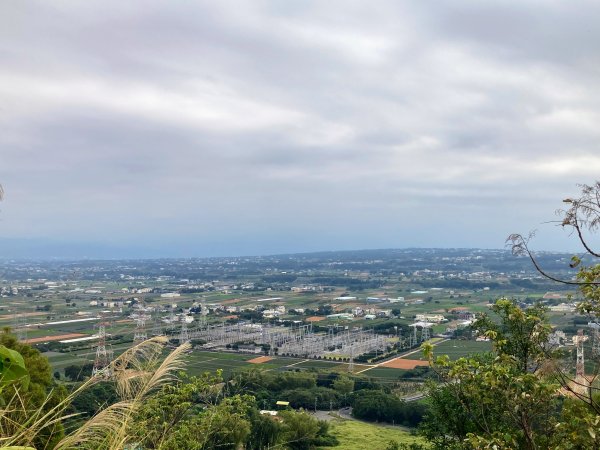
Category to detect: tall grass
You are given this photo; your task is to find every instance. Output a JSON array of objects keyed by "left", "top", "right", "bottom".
[{"left": 0, "top": 337, "right": 190, "bottom": 450}]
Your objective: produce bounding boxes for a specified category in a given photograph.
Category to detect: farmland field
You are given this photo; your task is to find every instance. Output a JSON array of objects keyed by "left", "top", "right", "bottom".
[
  {"left": 381, "top": 358, "right": 428, "bottom": 369},
  {"left": 319, "top": 418, "right": 424, "bottom": 450},
  {"left": 357, "top": 367, "right": 411, "bottom": 381},
  {"left": 406, "top": 339, "right": 493, "bottom": 361}
]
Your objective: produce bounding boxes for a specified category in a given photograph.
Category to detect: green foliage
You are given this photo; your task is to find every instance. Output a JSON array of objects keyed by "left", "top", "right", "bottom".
[
  {"left": 351, "top": 389, "right": 426, "bottom": 426},
  {"left": 64, "top": 363, "right": 93, "bottom": 382},
  {"left": 246, "top": 409, "right": 284, "bottom": 450},
  {"left": 130, "top": 372, "right": 223, "bottom": 448},
  {"left": 472, "top": 298, "right": 551, "bottom": 372},
  {"left": 385, "top": 442, "right": 427, "bottom": 450},
  {"left": 279, "top": 409, "right": 335, "bottom": 450},
  {"left": 421, "top": 298, "right": 600, "bottom": 450},
  {"left": 550, "top": 398, "right": 600, "bottom": 449},
  {"left": 159, "top": 395, "right": 253, "bottom": 450},
  {"left": 226, "top": 368, "right": 323, "bottom": 407},
  {"left": 0, "top": 330, "right": 53, "bottom": 389},
  {"left": 0, "top": 344, "right": 30, "bottom": 388},
  {"left": 68, "top": 382, "right": 118, "bottom": 419},
  {"left": 576, "top": 262, "right": 600, "bottom": 317},
  {"left": 332, "top": 374, "right": 354, "bottom": 395},
  {"left": 0, "top": 330, "right": 66, "bottom": 449},
  {"left": 128, "top": 368, "right": 337, "bottom": 450}
]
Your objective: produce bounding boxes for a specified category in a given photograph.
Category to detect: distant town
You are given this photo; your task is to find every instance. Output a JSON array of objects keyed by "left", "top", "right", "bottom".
[{"left": 0, "top": 248, "right": 591, "bottom": 384}]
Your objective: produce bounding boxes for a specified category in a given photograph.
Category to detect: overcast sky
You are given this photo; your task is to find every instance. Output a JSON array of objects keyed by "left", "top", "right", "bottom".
[{"left": 1, "top": 1, "right": 600, "bottom": 258}]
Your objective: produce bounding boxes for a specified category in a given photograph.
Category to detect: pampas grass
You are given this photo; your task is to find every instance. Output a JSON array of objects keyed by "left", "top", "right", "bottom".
[{"left": 0, "top": 337, "right": 190, "bottom": 450}]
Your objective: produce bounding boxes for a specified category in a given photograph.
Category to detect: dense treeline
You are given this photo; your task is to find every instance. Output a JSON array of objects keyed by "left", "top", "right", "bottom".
[
  {"left": 351, "top": 390, "right": 426, "bottom": 426},
  {"left": 226, "top": 368, "right": 428, "bottom": 426}
]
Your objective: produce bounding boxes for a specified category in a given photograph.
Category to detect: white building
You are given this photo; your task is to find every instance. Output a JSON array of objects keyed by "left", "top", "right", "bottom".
[
  {"left": 416, "top": 314, "right": 446, "bottom": 323},
  {"left": 549, "top": 303, "right": 577, "bottom": 312}
]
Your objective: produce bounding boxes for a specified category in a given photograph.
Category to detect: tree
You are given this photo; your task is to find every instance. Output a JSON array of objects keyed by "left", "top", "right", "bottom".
[
  {"left": 332, "top": 374, "right": 354, "bottom": 395},
  {"left": 129, "top": 371, "right": 224, "bottom": 449},
  {"left": 246, "top": 409, "right": 284, "bottom": 450},
  {"left": 422, "top": 299, "right": 600, "bottom": 450},
  {"left": 68, "top": 382, "right": 118, "bottom": 419},
  {"left": 351, "top": 389, "right": 425, "bottom": 426},
  {"left": 64, "top": 362, "right": 93, "bottom": 381},
  {"left": 157, "top": 395, "right": 253, "bottom": 450},
  {"left": 0, "top": 329, "right": 66, "bottom": 449},
  {"left": 472, "top": 299, "right": 551, "bottom": 373},
  {"left": 508, "top": 181, "right": 600, "bottom": 412},
  {"left": 507, "top": 181, "right": 600, "bottom": 307},
  {"left": 420, "top": 183, "right": 600, "bottom": 449},
  {"left": 423, "top": 301, "right": 555, "bottom": 449},
  {"left": 278, "top": 410, "right": 323, "bottom": 450}
]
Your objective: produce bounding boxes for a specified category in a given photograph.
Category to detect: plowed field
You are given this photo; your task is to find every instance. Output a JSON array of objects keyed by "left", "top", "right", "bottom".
[{"left": 380, "top": 358, "right": 429, "bottom": 369}]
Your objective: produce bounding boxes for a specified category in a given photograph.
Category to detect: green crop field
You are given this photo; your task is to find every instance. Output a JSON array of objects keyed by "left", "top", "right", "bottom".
[
  {"left": 182, "top": 350, "right": 301, "bottom": 377},
  {"left": 319, "top": 418, "right": 424, "bottom": 450},
  {"left": 293, "top": 360, "right": 348, "bottom": 370},
  {"left": 357, "top": 366, "right": 408, "bottom": 381},
  {"left": 408, "top": 339, "right": 493, "bottom": 361}
]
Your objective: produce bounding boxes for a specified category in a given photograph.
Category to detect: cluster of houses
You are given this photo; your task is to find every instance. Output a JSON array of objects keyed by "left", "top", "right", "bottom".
[{"left": 0, "top": 286, "right": 19, "bottom": 296}]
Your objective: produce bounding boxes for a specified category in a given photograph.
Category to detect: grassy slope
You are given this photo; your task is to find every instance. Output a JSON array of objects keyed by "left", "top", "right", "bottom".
[{"left": 321, "top": 419, "right": 425, "bottom": 450}]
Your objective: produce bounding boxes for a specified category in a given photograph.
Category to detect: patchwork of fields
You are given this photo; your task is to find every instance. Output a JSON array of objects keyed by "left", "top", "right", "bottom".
[{"left": 41, "top": 336, "right": 496, "bottom": 379}]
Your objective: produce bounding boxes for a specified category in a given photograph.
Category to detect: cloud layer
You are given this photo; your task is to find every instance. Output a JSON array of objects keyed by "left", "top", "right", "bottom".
[{"left": 1, "top": 1, "right": 599, "bottom": 257}]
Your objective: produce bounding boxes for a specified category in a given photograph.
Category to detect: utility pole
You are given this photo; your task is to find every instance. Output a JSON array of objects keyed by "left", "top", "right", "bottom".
[{"left": 575, "top": 329, "right": 585, "bottom": 378}]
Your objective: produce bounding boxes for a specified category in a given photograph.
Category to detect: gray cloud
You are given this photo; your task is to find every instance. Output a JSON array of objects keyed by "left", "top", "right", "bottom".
[{"left": 0, "top": 0, "right": 599, "bottom": 257}]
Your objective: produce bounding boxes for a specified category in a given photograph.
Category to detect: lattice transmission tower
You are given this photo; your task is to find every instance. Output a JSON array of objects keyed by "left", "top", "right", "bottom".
[
  {"left": 151, "top": 312, "right": 164, "bottom": 336},
  {"left": 199, "top": 301, "right": 209, "bottom": 328},
  {"left": 348, "top": 345, "right": 354, "bottom": 373},
  {"left": 133, "top": 304, "right": 150, "bottom": 342},
  {"left": 179, "top": 315, "right": 190, "bottom": 344},
  {"left": 421, "top": 324, "right": 431, "bottom": 342},
  {"left": 411, "top": 324, "right": 418, "bottom": 347},
  {"left": 13, "top": 310, "right": 27, "bottom": 341},
  {"left": 92, "top": 317, "right": 113, "bottom": 378}
]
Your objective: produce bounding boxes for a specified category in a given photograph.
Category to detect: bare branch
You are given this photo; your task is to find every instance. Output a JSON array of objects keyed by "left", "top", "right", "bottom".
[
  {"left": 506, "top": 233, "right": 600, "bottom": 285},
  {"left": 558, "top": 182, "right": 600, "bottom": 256}
]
